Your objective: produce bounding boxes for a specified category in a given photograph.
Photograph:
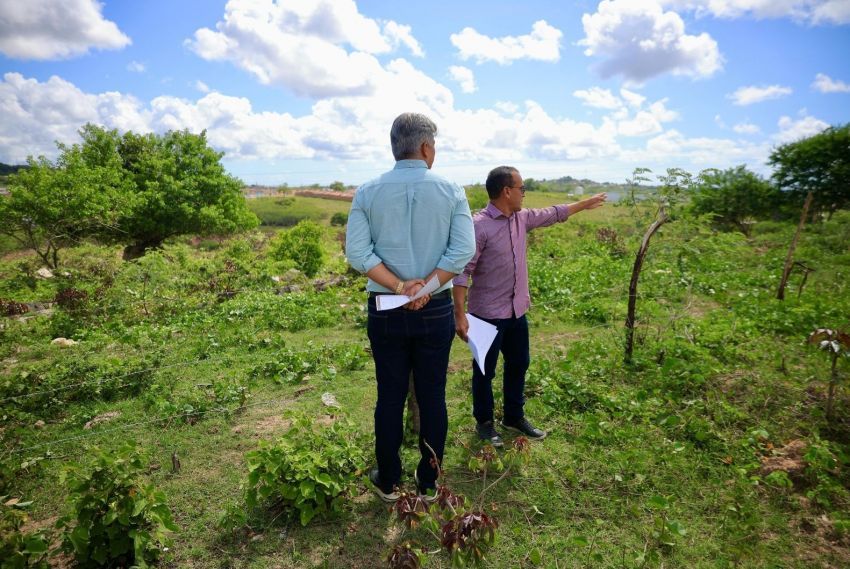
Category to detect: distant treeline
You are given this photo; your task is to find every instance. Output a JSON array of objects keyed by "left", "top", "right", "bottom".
[{"left": 0, "top": 162, "right": 27, "bottom": 178}]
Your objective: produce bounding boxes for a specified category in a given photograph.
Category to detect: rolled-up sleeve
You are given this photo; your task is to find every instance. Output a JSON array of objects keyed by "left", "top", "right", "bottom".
[
  {"left": 345, "top": 191, "right": 382, "bottom": 273},
  {"left": 452, "top": 224, "right": 485, "bottom": 287},
  {"left": 436, "top": 190, "right": 475, "bottom": 274}
]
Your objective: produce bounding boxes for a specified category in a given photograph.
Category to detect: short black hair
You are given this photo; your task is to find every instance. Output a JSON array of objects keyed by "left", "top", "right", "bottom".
[{"left": 485, "top": 166, "right": 518, "bottom": 199}]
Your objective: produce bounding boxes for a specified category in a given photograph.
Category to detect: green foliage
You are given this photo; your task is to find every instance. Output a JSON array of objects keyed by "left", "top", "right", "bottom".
[
  {"left": 1, "top": 498, "right": 50, "bottom": 569},
  {"left": 769, "top": 122, "right": 850, "bottom": 217},
  {"left": 464, "top": 185, "right": 489, "bottom": 211},
  {"left": 0, "top": 125, "right": 133, "bottom": 268},
  {"left": 269, "top": 221, "right": 325, "bottom": 277},
  {"left": 57, "top": 445, "right": 177, "bottom": 568},
  {"left": 330, "top": 212, "right": 348, "bottom": 226},
  {"left": 689, "top": 166, "right": 785, "bottom": 233},
  {"left": 329, "top": 181, "right": 346, "bottom": 192},
  {"left": 250, "top": 343, "right": 367, "bottom": 384},
  {"left": 116, "top": 128, "right": 258, "bottom": 254},
  {"left": 242, "top": 415, "right": 367, "bottom": 526}
]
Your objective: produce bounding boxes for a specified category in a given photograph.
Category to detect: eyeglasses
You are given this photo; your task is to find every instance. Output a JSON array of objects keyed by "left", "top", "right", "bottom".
[{"left": 508, "top": 185, "right": 526, "bottom": 195}]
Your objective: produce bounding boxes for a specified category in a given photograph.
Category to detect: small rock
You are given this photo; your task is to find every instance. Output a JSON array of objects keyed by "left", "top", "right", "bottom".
[
  {"left": 36, "top": 268, "right": 54, "bottom": 279},
  {"left": 321, "top": 392, "right": 341, "bottom": 408},
  {"left": 34, "top": 420, "right": 45, "bottom": 429},
  {"left": 84, "top": 411, "right": 121, "bottom": 430},
  {"left": 51, "top": 337, "right": 78, "bottom": 347}
]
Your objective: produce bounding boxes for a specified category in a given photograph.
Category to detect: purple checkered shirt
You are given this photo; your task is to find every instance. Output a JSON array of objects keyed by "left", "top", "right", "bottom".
[{"left": 453, "top": 202, "right": 569, "bottom": 319}]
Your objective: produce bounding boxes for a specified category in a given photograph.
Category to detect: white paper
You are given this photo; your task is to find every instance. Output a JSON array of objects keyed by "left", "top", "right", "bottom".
[
  {"left": 411, "top": 275, "right": 441, "bottom": 300},
  {"left": 376, "top": 275, "right": 443, "bottom": 311},
  {"left": 466, "top": 314, "right": 498, "bottom": 375},
  {"left": 376, "top": 294, "right": 410, "bottom": 311}
]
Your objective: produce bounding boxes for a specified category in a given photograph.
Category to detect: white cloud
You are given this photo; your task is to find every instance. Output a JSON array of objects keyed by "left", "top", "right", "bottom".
[
  {"left": 0, "top": 71, "right": 623, "bottom": 169},
  {"left": 661, "top": 0, "right": 850, "bottom": 25},
  {"left": 728, "top": 84, "right": 792, "bottom": 105},
  {"left": 775, "top": 112, "right": 829, "bottom": 143},
  {"left": 579, "top": 0, "right": 722, "bottom": 83},
  {"left": 733, "top": 122, "right": 761, "bottom": 134},
  {"left": 194, "top": 80, "right": 211, "bottom": 93},
  {"left": 186, "top": 0, "right": 424, "bottom": 98},
  {"left": 0, "top": 72, "right": 148, "bottom": 163},
  {"left": 617, "top": 99, "right": 679, "bottom": 136},
  {"left": 620, "top": 88, "right": 646, "bottom": 109},
  {"left": 0, "top": 0, "right": 130, "bottom": 60},
  {"left": 448, "top": 66, "right": 476, "bottom": 93},
  {"left": 450, "top": 20, "right": 562, "bottom": 65},
  {"left": 383, "top": 21, "right": 424, "bottom": 57},
  {"left": 572, "top": 86, "right": 677, "bottom": 136},
  {"left": 127, "top": 61, "right": 146, "bottom": 73},
  {"left": 627, "top": 129, "right": 771, "bottom": 174},
  {"left": 573, "top": 87, "right": 621, "bottom": 110},
  {"left": 812, "top": 72, "right": 850, "bottom": 93}
]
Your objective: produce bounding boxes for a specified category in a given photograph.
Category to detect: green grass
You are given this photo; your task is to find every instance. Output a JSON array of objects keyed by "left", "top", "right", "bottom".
[
  {"left": 247, "top": 195, "right": 351, "bottom": 227},
  {"left": 1, "top": 200, "right": 849, "bottom": 568}
]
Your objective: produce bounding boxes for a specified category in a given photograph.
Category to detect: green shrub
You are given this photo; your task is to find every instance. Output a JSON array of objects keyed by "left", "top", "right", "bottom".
[
  {"left": 57, "top": 445, "right": 178, "bottom": 568},
  {"left": 243, "top": 414, "right": 367, "bottom": 526},
  {"left": 330, "top": 212, "right": 348, "bottom": 226},
  {"left": 269, "top": 221, "right": 325, "bottom": 277},
  {"left": 689, "top": 166, "right": 786, "bottom": 233},
  {"left": 1, "top": 498, "right": 50, "bottom": 568}
]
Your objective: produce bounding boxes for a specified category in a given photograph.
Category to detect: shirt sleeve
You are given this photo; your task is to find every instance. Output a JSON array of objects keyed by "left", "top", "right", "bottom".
[
  {"left": 523, "top": 204, "right": 569, "bottom": 232},
  {"left": 345, "top": 189, "right": 383, "bottom": 273},
  {"left": 452, "top": 221, "right": 485, "bottom": 287},
  {"left": 436, "top": 188, "right": 476, "bottom": 275}
]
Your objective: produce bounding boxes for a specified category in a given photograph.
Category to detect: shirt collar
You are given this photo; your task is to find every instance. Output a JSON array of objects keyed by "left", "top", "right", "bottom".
[
  {"left": 484, "top": 201, "right": 511, "bottom": 219},
  {"left": 393, "top": 159, "right": 428, "bottom": 170}
]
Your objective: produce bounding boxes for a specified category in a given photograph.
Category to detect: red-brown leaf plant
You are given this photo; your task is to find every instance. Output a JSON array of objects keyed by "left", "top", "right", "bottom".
[
  {"left": 440, "top": 511, "right": 498, "bottom": 565},
  {"left": 387, "top": 541, "right": 425, "bottom": 569},
  {"left": 391, "top": 491, "right": 430, "bottom": 529}
]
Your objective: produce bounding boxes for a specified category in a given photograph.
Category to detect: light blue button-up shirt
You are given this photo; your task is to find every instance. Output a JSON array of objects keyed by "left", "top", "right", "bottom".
[{"left": 345, "top": 160, "right": 475, "bottom": 293}]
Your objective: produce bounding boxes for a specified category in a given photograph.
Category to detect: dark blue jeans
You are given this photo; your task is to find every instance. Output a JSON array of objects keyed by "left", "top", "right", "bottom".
[
  {"left": 471, "top": 313, "right": 530, "bottom": 425},
  {"left": 367, "top": 296, "right": 454, "bottom": 491}
]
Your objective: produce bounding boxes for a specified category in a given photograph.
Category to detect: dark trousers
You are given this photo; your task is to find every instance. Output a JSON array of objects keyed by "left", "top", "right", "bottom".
[
  {"left": 471, "top": 313, "right": 530, "bottom": 425},
  {"left": 367, "top": 296, "right": 454, "bottom": 491}
]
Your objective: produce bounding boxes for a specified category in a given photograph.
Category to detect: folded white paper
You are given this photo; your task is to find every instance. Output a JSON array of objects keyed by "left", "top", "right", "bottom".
[
  {"left": 465, "top": 314, "right": 498, "bottom": 374},
  {"left": 375, "top": 275, "right": 442, "bottom": 311}
]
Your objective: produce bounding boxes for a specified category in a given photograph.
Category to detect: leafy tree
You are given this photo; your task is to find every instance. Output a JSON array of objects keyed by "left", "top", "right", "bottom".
[
  {"left": 768, "top": 123, "right": 850, "bottom": 220},
  {"left": 523, "top": 177, "right": 541, "bottom": 192},
  {"left": 0, "top": 125, "right": 131, "bottom": 268},
  {"left": 329, "top": 181, "right": 346, "bottom": 192},
  {"left": 689, "top": 166, "right": 783, "bottom": 234},
  {"left": 270, "top": 220, "right": 325, "bottom": 277},
  {"left": 116, "top": 128, "right": 258, "bottom": 258}
]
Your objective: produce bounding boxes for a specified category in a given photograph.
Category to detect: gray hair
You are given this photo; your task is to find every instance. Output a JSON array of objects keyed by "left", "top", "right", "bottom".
[{"left": 390, "top": 113, "right": 437, "bottom": 161}]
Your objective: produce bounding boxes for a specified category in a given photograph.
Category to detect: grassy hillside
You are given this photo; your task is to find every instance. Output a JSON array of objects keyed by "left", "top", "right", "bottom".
[{"left": 1, "top": 198, "right": 849, "bottom": 568}]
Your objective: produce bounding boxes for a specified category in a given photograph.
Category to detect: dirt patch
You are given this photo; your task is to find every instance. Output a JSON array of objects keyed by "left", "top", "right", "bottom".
[{"left": 759, "top": 439, "right": 807, "bottom": 479}]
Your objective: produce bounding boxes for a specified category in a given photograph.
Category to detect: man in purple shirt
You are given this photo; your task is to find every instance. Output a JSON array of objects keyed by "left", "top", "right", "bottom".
[{"left": 452, "top": 166, "right": 607, "bottom": 446}]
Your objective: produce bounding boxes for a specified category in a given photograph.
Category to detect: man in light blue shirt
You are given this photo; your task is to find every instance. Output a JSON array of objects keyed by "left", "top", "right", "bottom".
[{"left": 346, "top": 112, "right": 474, "bottom": 502}]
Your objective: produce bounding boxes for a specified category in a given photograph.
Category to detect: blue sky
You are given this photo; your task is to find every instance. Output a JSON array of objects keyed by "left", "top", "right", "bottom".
[{"left": 1, "top": 0, "right": 848, "bottom": 186}]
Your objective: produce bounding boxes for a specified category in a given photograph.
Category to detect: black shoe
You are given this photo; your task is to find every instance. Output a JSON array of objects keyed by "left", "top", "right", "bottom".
[
  {"left": 501, "top": 417, "right": 547, "bottom": 440},
  {"left": 413, "top": 471, "right": 438, "bottom": 504},
  {"left": 368, "top": 468, "right": 400, "bottom": 503},
  {"left": 476, "top": 421, "right": 504, "bottom": 448}
]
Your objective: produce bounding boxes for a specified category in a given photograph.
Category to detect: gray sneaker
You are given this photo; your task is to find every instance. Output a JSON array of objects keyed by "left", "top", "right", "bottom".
[
  {"left": 368, "top": 468, "right": 400, "bottom": 503},
  {"left": 501, "top": 417, "right": 547, "bottom": 440},
  {"left": 475, "top": 421, "right": 504, "bottom": 448},
  {"left": 413, "top": 471, "right": 438, "bottom": 504}
]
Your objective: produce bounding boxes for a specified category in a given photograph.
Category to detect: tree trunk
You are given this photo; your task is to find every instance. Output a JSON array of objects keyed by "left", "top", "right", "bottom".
[
  {"left": 777, "top": 191, "right": 813, "bottom": 300},
  {"left": 407, "top": 372, "right": 420, "bottom": 434},
  {"left": 122, "top": 239, "right": 162, "bottom": 261},
  {"left": 625, "top": 207, "right": 669, "bottom": 363},
  {"left": 827, "top": 354, "right": 838, "bottom": 422}
]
